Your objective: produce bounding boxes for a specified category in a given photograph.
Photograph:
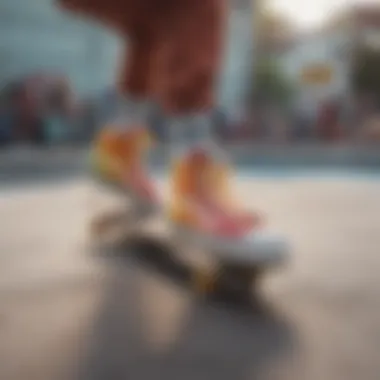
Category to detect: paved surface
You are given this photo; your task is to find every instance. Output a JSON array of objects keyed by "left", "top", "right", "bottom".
[{"left": 1, "top": 173, "right": 380, "bottom": 380}]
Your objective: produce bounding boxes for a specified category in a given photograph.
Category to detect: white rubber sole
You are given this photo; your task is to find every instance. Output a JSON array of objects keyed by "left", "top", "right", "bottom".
[{"left": 171, "top": 225, "right": 289, "bottom": 267}]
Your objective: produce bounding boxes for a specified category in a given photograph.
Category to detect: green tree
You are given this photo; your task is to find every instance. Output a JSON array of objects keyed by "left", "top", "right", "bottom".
[
  {"left": 253, "top": 59, "right": 295, "bottom": 106},
  {"left": 351, "top": 47, "right": 380, "bottom": 101}
]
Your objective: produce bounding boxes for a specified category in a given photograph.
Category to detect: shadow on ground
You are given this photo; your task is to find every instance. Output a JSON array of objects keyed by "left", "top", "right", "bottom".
[{"left": 77, "top": 239, "right": 299, "bottom": 380}]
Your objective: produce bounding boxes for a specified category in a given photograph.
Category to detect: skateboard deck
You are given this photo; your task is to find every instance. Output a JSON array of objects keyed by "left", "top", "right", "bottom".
[
  {"left": 90, "top": 200, "right": 288, "bottom": 300},
  {"left": 88, "top": 167, "right": 288, "bottom": 300}
]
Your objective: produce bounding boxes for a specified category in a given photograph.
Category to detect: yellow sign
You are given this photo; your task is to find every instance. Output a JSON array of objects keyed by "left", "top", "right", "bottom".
[{"left": 300, "top": 64, "right": 333, "bottom": 85}]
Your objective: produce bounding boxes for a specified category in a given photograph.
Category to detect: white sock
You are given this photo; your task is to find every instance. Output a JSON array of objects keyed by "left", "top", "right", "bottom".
[
  {"left": 167, "top": 112, "right": 227, "bottom": 164},
  {"left": 111, "top": 95, "right": 152, "bottom": 130}
]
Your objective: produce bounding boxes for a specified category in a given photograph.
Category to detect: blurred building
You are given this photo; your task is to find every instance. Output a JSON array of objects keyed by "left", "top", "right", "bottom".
[
  {"left": 275, "top": 3, "right": 380, "bottom": 119},
  {"left": 0, "top": 0, "right": 122, "bottom": 96},
  {"left": 279, "top": 30, "right": 350, "bottom": 119}
]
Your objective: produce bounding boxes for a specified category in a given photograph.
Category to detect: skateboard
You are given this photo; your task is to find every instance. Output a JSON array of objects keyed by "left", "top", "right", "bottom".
[{"left": 88, "top": 179, "right": 288, "bottom": 300}]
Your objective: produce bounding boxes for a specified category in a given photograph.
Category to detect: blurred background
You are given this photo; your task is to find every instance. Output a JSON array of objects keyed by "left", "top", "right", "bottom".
[{"left": 1, "top": 0, "right": 380, "bottom": 148}]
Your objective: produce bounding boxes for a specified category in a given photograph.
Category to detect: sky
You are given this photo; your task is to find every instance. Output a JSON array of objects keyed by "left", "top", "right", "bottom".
[{"left": 269, "top": 0, "right": 379, "bottom": 30}]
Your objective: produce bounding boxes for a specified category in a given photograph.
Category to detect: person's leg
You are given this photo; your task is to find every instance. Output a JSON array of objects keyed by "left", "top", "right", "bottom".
[
  {"left": 58, "top": 0, "right": 163, "bottom": 235},
  {"left": 58, "top": 0, "right": 258, "bottom": 237},
  {"left": 58, "top": 0, "right": 157, "bottom": 134},
  {"left": 152, "top": 1, "right": 258, "bottom": 237},
  {"left": 156, "top": 0, "right": 260, "bottom": 236}
]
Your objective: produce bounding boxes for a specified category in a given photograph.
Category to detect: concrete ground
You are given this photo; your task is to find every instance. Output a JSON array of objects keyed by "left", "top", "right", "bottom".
[{"left": 1, "top": 173, "right": 380, "bottom": 380}]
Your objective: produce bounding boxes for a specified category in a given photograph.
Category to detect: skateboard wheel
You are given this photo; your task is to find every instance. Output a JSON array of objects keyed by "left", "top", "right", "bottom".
[
  {"left": 218, "top": 264, "right": 261, "bottom": 297},
  {"left": 193, "top": 270, "right": 216, "bottom": 295}
]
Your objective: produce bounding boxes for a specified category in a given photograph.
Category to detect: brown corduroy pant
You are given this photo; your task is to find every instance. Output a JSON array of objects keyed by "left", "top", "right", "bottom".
[{"left": 58, "top": 0, "right": 226, "bottom": 115}]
